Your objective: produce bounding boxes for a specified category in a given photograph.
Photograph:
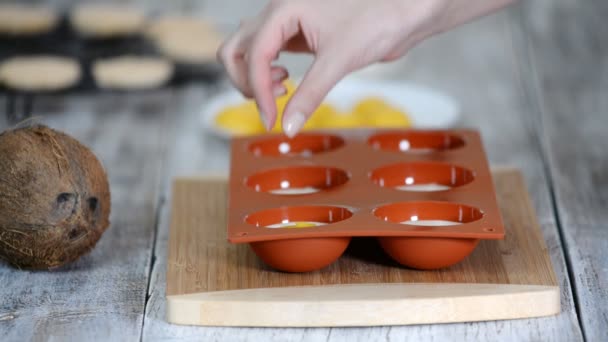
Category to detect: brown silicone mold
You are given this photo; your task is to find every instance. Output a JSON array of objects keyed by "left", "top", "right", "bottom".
[
  {"left": 245, "top": 206, "right": 353, "bottom": 272},
  {"left": 228, "top": 130, "right": 505, "bottom": 272}
]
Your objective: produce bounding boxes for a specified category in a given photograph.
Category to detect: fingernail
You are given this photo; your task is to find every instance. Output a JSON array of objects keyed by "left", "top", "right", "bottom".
[
  {"left": 273, "top": 85, "right": 286, "bottom": 97},
  {"left": 259, "top": 111, "right": 270, "bottom": 130},
  {"left": 271, "top": 69, "right": 286, "bottom": 81},
  {"left": 284, "top": 111, "right": 306, "bottom": 138}
]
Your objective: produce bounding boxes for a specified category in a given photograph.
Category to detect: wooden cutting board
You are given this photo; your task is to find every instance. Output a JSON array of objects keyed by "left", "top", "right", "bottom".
[{"left": 166, "top": 168, "right": 559, "bottom": 327}]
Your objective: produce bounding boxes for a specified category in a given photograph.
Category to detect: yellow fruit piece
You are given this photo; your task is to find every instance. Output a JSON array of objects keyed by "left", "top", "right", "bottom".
[
  {"left": 353, "top": 97, "right": 392, "bottom": 114},
  {"left": 276, "top": 94, "right": 289, "bottom": 116},
  {"left": 319, "top": 112, "right": 363, "bottom": 128},
  {"left": 352, "top": 96, "right": 412, "bottom": 128},
  {"left": 370, "top": 109, "right": 413, "bottom": 128},
  {"left": 271, "top": 79, "right": 297, "bottom": 132},
  {"left": 286, "top": 222, "right": 320, "bottom": 228},
  {"left": 271, "top": 112, "right": 284, "bottom": 132},
  {"left": 217, "top": 79, "right": 394, "bottom": 134},
  {"left": 304, "top": 103, "right": 337, "bottom": 130},
  {"left": 215, "top": 104, "right": 265, "bottom": 135},
  {"left": 283, "top": 79, "right": 297, "bottom": 95},
  {"left": 239, "top": 100, "right": 258, "bottom": 112}
]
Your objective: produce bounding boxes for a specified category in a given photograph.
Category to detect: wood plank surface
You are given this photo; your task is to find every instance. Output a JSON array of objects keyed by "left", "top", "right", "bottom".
[
  {"left": 171, "top": 284, "right": 558, "bottom": 328},
  {"left": 519, "top": 0, "right": 608, "bottom": 340},
  {"left": 143, "top": 4, "right": 583, "bottom": 340},
  {"left": 165, "top": 170, "right": 561, "bottom": 327},
  {"left": 0, "top": 91, "right": 173, "bottom": 341},
  {"left": 168, "top": 170, "right": 557, "bottom": 294}
]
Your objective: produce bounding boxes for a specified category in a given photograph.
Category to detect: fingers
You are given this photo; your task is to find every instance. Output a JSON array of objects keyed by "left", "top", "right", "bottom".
[
  {"left": 218, "top": 30, "right": 292, "bottom": 130},
  {"left": 217, "top": 29, "right": 254, "bottom": 98},
  {"left": 247, "top": 10, "right": 300, "bottom": 130},
  {"left": 282, "top": 54, "right": 349, "bottom": 138},
  {"left": 270, "top": 65, "right": 289, "bottom": 97},
  {"left": 218, "top": 7, "right": 298, "bottom": 130}
]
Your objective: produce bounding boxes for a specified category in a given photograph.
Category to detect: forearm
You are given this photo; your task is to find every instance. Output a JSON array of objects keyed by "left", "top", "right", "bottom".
[
  {"left": 218, "top": 0, "right": 520, "bottom": 137},
  {"left": 439, "top": 0, "right": 517, "bottom": 32},
  {"left": 409, "top": 0, "right": 518, "bottom": 41}
]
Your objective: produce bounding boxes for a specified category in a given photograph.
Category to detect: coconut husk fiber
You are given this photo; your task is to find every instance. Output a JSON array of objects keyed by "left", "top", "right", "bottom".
[{"left": 0, "top": 125, "right": 111, "bottom": 269}]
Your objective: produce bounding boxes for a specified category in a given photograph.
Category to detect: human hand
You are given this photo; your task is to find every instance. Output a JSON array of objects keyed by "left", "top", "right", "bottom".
[{"left": 217, "top": 0, "right": 515, "bottom": 137}]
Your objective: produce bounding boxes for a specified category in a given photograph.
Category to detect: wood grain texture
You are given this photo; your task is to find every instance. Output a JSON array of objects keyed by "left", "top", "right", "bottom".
[
  {"left": 142, "top": 4, "right": 584, "bottom": 341},
  {"left": 170, "top": 284, "right": 559, "bottom": 327},
  {"left": 165, "top": 170, "right": 560, "bottom": 327},
  {"left": 0, "top": 91, "right": 173, "bottom": 341},
  {"left": 168, "top": 170, "right": 556, "bottom": 293},
  {"left": 519, "top": 0, "right": 608, "bottom": 340}
]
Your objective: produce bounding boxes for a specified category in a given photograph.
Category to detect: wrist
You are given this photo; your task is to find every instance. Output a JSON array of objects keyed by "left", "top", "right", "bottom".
[{"left": 391, "top": 0, "right": 452, "bottom": 40}]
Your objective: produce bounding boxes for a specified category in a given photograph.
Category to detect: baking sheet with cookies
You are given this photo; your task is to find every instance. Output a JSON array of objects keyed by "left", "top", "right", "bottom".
[{"left": 0, "top": 3, "right": 223, "bottom": 94}]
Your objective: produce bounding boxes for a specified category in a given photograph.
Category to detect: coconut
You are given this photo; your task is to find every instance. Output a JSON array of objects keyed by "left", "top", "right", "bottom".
[{"left": 0, "top": 125, "right": 111, "bottom": 269}]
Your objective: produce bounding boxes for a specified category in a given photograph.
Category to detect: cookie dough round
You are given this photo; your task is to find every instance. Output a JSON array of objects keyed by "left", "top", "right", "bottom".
[
  {"left": 0, "top": 4, "right": 58, "bottom": 35},
  {"left": 146, "top": 16, "right": 222, "bottom": 64},
  {"left": 155, "top": 34, "right": 221, "bottom": 64},
  {"left": 146, "top": 16, "right": 216, "bottom": 39},
  {"left": 70, "top": 4, "right": 146, "bottom": 38},
  {"left": 93, "top": 56, "right": 174, "bottom": 90},
  {"left": 0, "top": 56, "right": 81, "bottom": 91}
]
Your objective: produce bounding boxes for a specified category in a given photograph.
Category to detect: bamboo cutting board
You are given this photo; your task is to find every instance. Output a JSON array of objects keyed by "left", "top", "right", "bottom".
[{"left": 166, "top": 168, "right": 559, "bottom": 327}]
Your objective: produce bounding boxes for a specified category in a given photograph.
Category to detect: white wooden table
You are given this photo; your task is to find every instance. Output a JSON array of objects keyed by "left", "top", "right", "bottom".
[{"left": 0, "top": 0, "right": 605, "bottom": 340}]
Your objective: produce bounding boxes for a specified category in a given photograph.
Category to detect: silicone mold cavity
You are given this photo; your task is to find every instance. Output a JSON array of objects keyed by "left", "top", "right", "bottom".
[
  {"left": 245, "top": 205, "right": 353, "bottom": 272},
  {"left": 249, "top": 133, "right": 345, "bottom": 157},
  {"left": 373, "top": 201, "right": 483, "bottom": 225},
  {"left": 245, "top": 166, "right": 350, "bottom": 195},
  {"left": 377, "top": 237, "right": 479, "bottom": 270},
  {"left": 245, "top": 205, "right": 354, "bottom": 227},
  {"left": 370, "top": 161, "right": 475, "bottom": 191},
  {"left": 374, "top": 201, "right": 483, "bottom": 269},
  {"left": 368, "top": 131, "right": 465, "bottom": 152}
]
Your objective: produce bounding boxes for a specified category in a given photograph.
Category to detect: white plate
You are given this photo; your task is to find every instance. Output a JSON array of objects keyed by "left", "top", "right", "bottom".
[{"left": 201, "top": 78, "right": 460, "bottom": 139}]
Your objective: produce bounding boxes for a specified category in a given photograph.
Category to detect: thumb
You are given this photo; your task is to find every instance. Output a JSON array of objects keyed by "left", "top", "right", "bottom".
[{"left": 282, "top": 54, "right": 349, "bottom": 138}]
